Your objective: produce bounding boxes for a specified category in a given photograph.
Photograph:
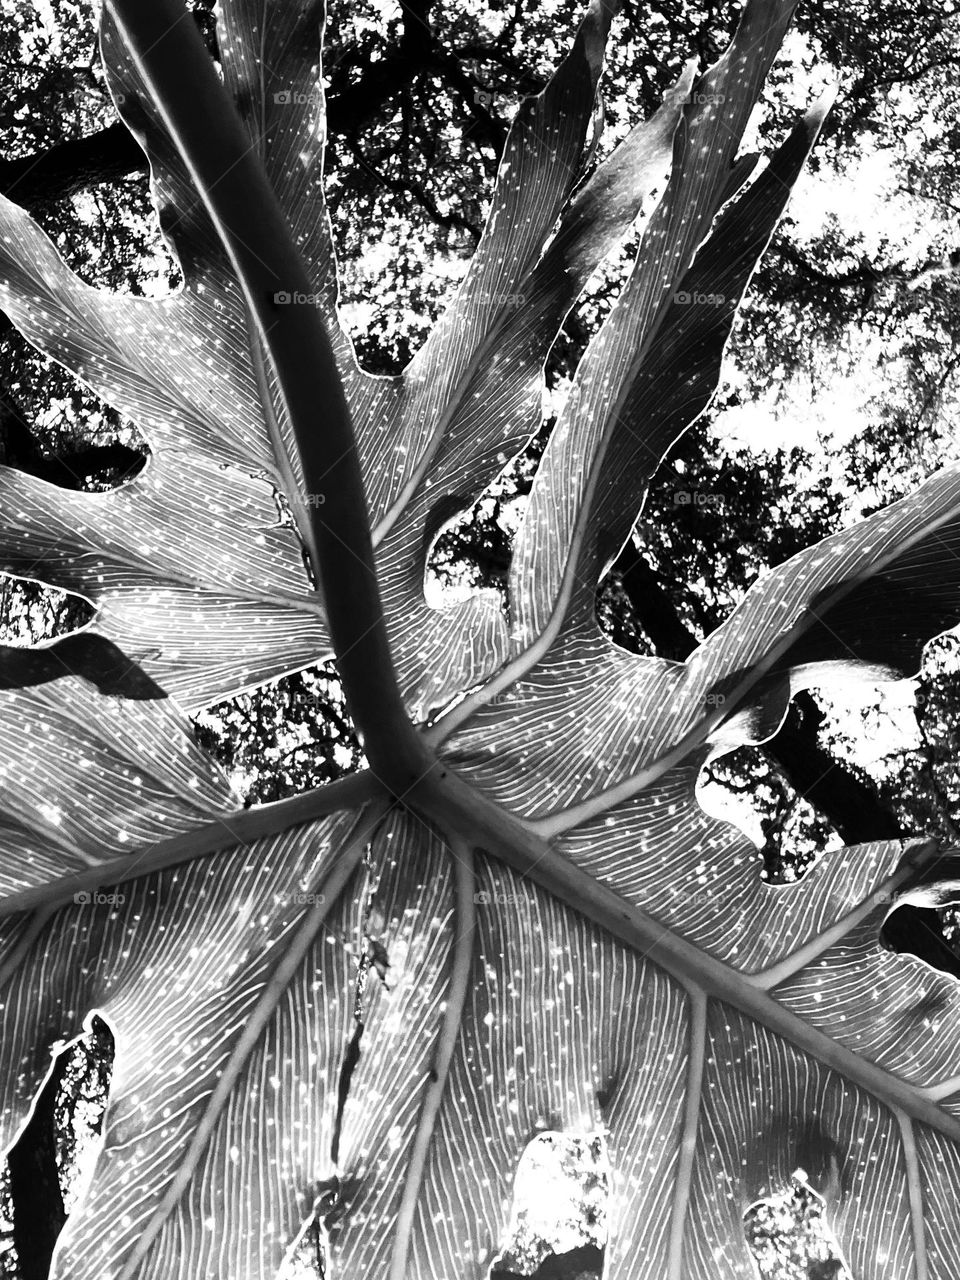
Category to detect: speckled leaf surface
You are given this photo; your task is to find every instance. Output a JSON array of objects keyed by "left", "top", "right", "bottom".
[
  {"left": 0, "top": 633, "right": 235, "bottom": 894},
  {"left": 0, "top": 0, "right": 683, "bottom": 716},
  {"left": 1, "top": 1, "right": 960, "bottom": 1279}
]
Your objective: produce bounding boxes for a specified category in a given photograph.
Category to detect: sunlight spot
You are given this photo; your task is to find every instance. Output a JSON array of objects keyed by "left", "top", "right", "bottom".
[
  {"left": 744, "top": 1173, "right": 849, "bottom": 1279},
  {"left": 489, "top": 1131, "right": 609, "bottom": 1279}
]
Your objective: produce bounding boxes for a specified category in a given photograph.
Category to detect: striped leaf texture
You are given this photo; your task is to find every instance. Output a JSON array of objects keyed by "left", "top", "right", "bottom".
[{"left": 0, "top": 1, "right": 959, "bottom": 1278}]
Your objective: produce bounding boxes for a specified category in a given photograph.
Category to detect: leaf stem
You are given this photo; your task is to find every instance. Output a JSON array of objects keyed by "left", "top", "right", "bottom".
[
  {"left": 406, "top": 768, "right": 960, "bottom": 1143},
  {"left": 114, "top": 801, "right": 387, "bottom": 1280},
  {"left": 895, "top": 1109, "right": 930, "bottom": 1280},
  {"left": 388, "top": 836, "right": 476, "bottom": 1280},
  {"left": 0, "top": 770, "right": 384, "bottom": 920},
  {"left": 667, "top": 989, "right": 706, "bottom": 1280},
  {"left": 105, "top": 0, "right": 432, "bottom": 791}
]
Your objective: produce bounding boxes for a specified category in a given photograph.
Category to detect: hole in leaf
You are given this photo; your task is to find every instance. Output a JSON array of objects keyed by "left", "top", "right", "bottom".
[
  {"left": 423, "top": 423, "right": 550, "bottom": 610},
  {"left": 193, "top": 661, "right": 364, "bottom": 804},
  {"left": 892, "top": 641, "right": 960, "bottom": 839},
  {"left": 0, "top": 343, "right": 149, "bottom": 492},
  {"left": 278, "top": 1175, "right": 359, "bottom": 1278},
  {"left": 4, "top": 1013, "right": 114, "bottom": 1280},
  {"left": 938, "top": 905, "right": 960, "bottom": 960},
  {"left": 425, "top": 494, "right": 514, "bottom": 609},
  {"left": 488, "top": 1132, "right": 608, "bottom": 1280},
  {"left": 744, "top": 1171, "right": 849, "bottom": 1280},
  {"left": 698, "top": 742, "right": 842, "bottom": 885},
  {"left": 0, "top": 576, "right": 94, "bottom": 647},
  {"left": 278, "top": 1212, "right": 331, "bottom": 1279},
  {"left": 881, "top": 904, "right": 960, "bottom": 981},
  {"left": 594, "top": 561, "right": 659, "bottom": 657}
]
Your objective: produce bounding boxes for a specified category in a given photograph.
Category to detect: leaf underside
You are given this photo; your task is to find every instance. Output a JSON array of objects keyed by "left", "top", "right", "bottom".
[{"left": 0, "top": 2, "right": 959, "bottom": 1279}]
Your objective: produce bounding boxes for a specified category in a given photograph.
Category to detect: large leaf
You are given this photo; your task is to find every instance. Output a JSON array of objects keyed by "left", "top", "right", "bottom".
[
  {"left": 2, "top": 2, "right": 960, "bottom": 1279},
  {"left": 0, "top": 633, "right": 235, "bottom": 893},
  {"left": 0, "top": 0, "right": 685, "bottom": 715}
]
